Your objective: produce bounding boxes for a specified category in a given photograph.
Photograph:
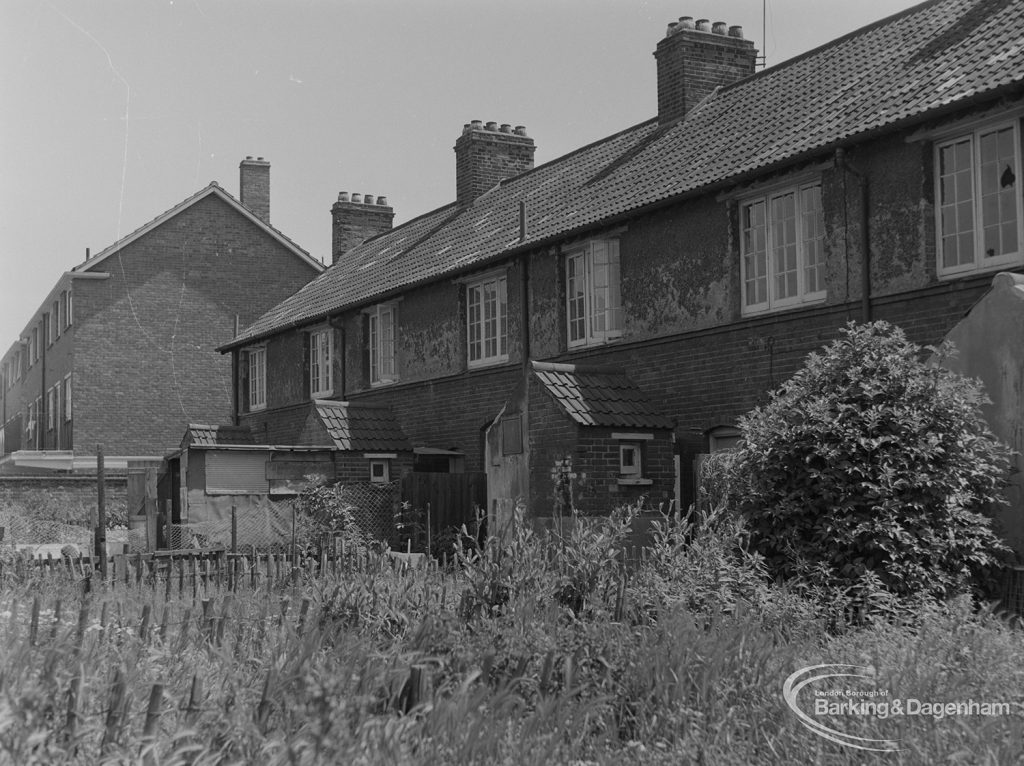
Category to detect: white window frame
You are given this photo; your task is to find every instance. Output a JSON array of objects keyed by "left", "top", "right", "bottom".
[
  {"left": 368, "top": 303, "right": 397, "bottom": 387},
  {"left": 66, "top": 290, "right": 73, "bottom": 328},
  {"left": 565, "top": 238, "right": 623, "bottom": 349},
  {"left": 619, "top": 443, "right": 642, "bottom": 477},
  {"left": 740, "top": 181, "right": 826, "bottom": 316},
  {"left": 51, "top": 301, "right": 60, "bottom": 343},
  {"left": 248, "top": 346, "right": 267, "bottom": 411},
  {"left": 63, "top": 374, "right": 72, "bottom": 423},
  {"left": 309, "top": 328, "right": 333, "bottom": 398},
  {"left": 368, "top": 459, "right": 390, "bottom": 484},
  {"left": 46, "top": 386, "right": 56, "bottom": 432},
  {"left": 30, "top": 328, "right": 38, "bottom": 365},
  {"left": 466, "top": 272, "right": 509, "bottom": 368},
  {"left": 935, "top": 119, "right": 1024, "bottom": 278}
]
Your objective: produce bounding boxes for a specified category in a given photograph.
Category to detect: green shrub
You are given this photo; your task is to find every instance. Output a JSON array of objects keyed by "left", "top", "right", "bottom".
[{"left": 732, "top": 321, "right": 1012, "bottom": 606}]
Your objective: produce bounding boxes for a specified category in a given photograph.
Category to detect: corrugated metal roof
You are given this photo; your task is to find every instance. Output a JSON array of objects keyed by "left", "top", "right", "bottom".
[
  {"left": 531, "top": 361, "right": 674, "bottom": 429},
  {"left": 314, "top": 400, "right": 412, "bottom": 452},
  {"left": 226, "top": 0, "right": 1024, "bottom": 349}
]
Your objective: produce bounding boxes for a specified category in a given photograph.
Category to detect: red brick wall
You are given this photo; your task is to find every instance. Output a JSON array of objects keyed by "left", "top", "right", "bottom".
[{"left": 72, "top": 193, "right": 319, "bottom": 457}]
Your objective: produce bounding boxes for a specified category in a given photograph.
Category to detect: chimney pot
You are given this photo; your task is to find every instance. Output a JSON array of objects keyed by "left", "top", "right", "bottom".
[
  {"left": 696, "top": 19, "right": 710, "bottom": 31},
  {"left": 455, "top": 121, "right": 536, "bottom": 204},
  {"left": 246, "top": 155, "right": 253, "bottom": 160},
  {"left": 679, "top": 16, "right": 694, "bottom": 29},
  {"left": 666, "top": 21, "right": 677, "bottom": 36},
  {"left": 712, "top": 21, "right": 727, "bottom": 35},
  {"left": 462, "top": 123, "right": 472, "bottom": 134},
  {"left": 332, "top": 188, "right": 395, "bottom": 263},
  {"left": 728, "top": 25, "right": 744, "bottom": 39}
]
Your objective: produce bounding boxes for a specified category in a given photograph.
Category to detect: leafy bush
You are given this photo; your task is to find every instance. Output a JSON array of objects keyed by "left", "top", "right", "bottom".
[
  {"left": 732, "top": 321, "right": 1012, "bottom": 606},
  {"left": 293, "top": 483, "right": 369, "bottom": 552}
]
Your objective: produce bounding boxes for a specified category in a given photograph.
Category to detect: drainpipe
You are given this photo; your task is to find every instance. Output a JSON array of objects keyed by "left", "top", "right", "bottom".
[
  {"left": 40, "top": 317, "right": 47, "bottom": 450},
  {"left": 835, "top": 147, "right": 872, "bottom": 322},
  {"left": 231, "top": 349, "right": 240, "bottom": 426},
  {"left": 519, "top": 200, "right": 531, "bottom": 373}
]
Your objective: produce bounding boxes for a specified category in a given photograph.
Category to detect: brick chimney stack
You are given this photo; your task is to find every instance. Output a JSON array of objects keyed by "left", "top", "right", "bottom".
[
  {"left": 239, "top": 156, "right": 271, "bottom": 223},
  {"left": 454, "top": 121, "right": 535, "bottom": 206},
  {"left": 331, "top": 192, "right": 395, "bottom": 264},
  {"left": 654, "top": 16, "right": 757, "bottom": 124}
]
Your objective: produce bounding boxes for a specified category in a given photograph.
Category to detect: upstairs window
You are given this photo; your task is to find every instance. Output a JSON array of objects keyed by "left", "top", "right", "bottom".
[
  {"left": 309, "top": 329, "right": 333, "bottom": 398},
  {"left": 30, "top": 328, "right": 38, "bottom": 365},
  {"left": 467, "top": 273, "right": 508, "bottom": 368},
  {"left": 60, "top": 291, "right": 71, "bottom": 330},
  {"left": 368, "top": 304, "right": 397, "bottom": 386},
  {"left": 47, "top": 387, "right": 56, "bottom": 432},
  {"left": 63, "top": 375, "right": 72, "bottom": 422},
  {"left": 936, "top": 121, "right": 1023, "bottom": 276},
  {"left": 566, "top": 239, "right": 622, "bottom": 348},
  {"left": 51, "top": 301, "right": 60, "bottom": 342},
  {"left": 741, "top": 182, "right": 826, "bottom": 315},
  {"left": 248, "top": 347, "right": 267, "bottom": 411}
]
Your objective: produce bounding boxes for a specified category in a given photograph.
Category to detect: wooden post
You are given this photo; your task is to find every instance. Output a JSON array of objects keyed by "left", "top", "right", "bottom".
[
  {"left": 231, "top": 505, "right": 238, "bottom": 555},
  {"left": 96, "top": 444, "right": 108, "bottom": 581},
  {"left": 65, "top": 675, "right": 81, "bottom": 741},
  {"left": 140, "top": 684, "right": 163, "bottom": 766},
  {"left": 101, "top": 668, "right": 127, "bottom": 754}
]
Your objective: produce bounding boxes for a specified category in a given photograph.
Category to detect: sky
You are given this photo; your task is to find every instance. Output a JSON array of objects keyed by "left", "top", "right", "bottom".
[{"left": 0, "top": 0, "right": 928, "bottom": 344}]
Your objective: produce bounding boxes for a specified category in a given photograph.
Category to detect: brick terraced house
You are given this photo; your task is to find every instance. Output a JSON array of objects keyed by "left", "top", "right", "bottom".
[
  {"left": 0, "top": 158, "right": 323, "bottom": 474},
  {"left": 221, "top": 0, "right": 1024, "bottom": 555}
]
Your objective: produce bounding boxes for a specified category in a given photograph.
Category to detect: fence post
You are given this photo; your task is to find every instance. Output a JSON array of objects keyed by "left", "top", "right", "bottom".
[
  {"left": 140, "top": 684, "right": 163, "bottom": 766},
  {"left": 231, "top": 505, "right": 238, "bottom": 555},
  {"left": 95, "top": 444, "right": 108, "bottom": 581}
]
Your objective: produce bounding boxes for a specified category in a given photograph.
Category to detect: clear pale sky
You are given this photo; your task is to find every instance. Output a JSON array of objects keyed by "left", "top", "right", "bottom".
[{"left": 1, "top": 0, "right": 926, "bottom": 344}]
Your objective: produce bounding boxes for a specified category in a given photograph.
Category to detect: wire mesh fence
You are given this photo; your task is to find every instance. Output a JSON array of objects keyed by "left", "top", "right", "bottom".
[{"left": 167, "top": 482, "right": 400, "bottom": 554}]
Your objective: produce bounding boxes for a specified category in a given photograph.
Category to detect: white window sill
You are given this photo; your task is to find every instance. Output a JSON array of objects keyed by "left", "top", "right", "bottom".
[
  {"left": 618, "top": 478, "right": 653, "bottom": 486},
  {"left": 311, "top": 390, "right": 334, "bottom": 398},
  {"left": 741, "top": 294, "right": 827, "bottom": 318},
  {"left": 249, "top": 404, "right": 266, "bottom": 412},
  {"left": 467, "top": 355, "right": 509, "bottom": 370},
  {"left": 937, "top": 257, "right": 1024, "bottom": 281}
]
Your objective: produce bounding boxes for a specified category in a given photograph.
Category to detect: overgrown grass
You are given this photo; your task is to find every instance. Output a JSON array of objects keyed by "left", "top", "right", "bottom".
[{"left": 0, "top": 505, "right": 1021, "bottom": 764}]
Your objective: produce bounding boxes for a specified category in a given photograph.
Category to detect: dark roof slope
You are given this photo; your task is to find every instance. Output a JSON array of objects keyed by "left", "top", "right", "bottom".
[
  {"left": 315, "top": 400, "right": 412, "bottom": 452},
  {"left": 181, "top": 424, "right": 256, "bottom": 449},
  {"left": 227, "top": 0, "right": 1024, "bottom": 349},
  {"left": 532, "top": 361, "right": 674, "bottom": 429}
]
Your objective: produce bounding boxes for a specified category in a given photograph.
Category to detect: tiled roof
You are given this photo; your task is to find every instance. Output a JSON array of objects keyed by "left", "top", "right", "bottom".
[
  {"left": 182, "top": 424, "right": 256, "bottom": 449},
  {"left": 532, "top": 361, "right": 674, "bottom": 429},
  {"left": 314, "top": 400, "right": 412, "bottom": 452},
  {"left": 227, "top": 0, "right": 1024, "bottom": 348}
]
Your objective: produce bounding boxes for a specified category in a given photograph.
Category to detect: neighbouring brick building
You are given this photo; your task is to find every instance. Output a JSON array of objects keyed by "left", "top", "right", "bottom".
[
  {"left": 0, "top": 158, "right": 323, "bottom": 474},
  {"left": 221, "top": 0, "right": 1024, "bottom": 556}
]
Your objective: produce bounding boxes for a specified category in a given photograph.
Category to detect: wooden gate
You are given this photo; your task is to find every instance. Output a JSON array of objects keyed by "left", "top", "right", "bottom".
[{"left": 400, "top": 472, "right": 487, "bottom": 537}]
